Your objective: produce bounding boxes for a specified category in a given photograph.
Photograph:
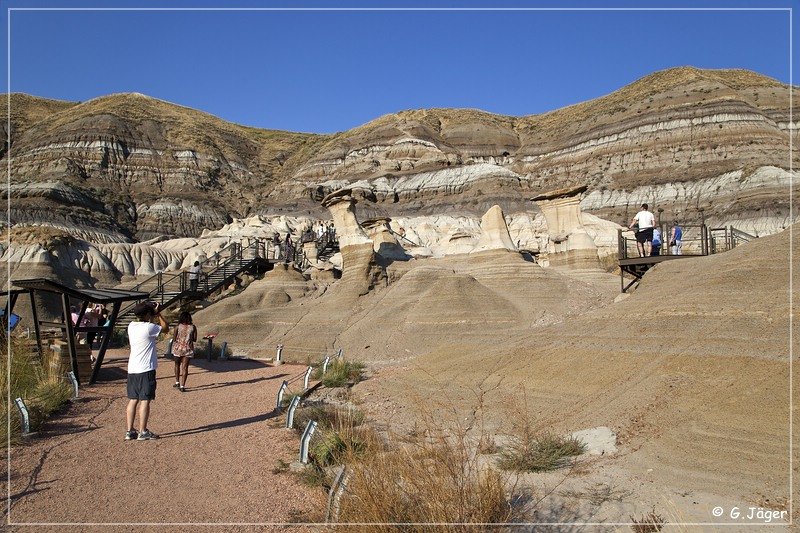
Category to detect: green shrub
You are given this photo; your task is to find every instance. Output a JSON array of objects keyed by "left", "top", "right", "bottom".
[
  {"left": 498, "top": 432, "right": 585, "bottom": 472},
  {"left": 297, "top": 463, "right": 330, "bottom": 488},
  {"left": 311, "top": 427, "right": 370, "bottom": 467},
  {"left": 321, "top": 359, "right": 364, "bottom": 388},
  {"left": 292, "top": 403, "right": 364, "bottom": 435},
  {"left": 192, "top": 341, "right": 231, "bottom": 359}
]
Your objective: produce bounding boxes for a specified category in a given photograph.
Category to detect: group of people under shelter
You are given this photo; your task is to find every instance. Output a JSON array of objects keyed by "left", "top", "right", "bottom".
[{"left": 629, "top": 203, "right": 683, "bottom": 257}]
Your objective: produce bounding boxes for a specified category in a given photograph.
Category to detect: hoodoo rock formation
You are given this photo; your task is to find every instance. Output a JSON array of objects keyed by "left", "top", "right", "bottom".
[
  {"left": 471, "top": 205, "right": 518, "bottom": 254},
  {"left": 321, "top": 189, "right": 384, "bottom": 296},
  {"left": 362, "top": 217, "right": 410, "bottom": 261},
  {"left": 532, "top": 185, "right": 601, "bottom": 270}
]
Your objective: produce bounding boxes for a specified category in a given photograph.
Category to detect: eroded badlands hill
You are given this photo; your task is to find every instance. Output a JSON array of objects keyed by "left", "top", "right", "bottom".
[
  {"left": 355, "top": 226, "right": 796, "bottom": 516},
  {"left": 4, "top": 67, "right": 798, "bottom": 241}
]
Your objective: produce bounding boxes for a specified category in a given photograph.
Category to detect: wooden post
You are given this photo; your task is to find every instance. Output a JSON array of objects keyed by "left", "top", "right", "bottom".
[
  {"left": 61, "top": 294, "right": 81, "bottom": 384},
  {"left": 27, "top": 290, "right": 43, "bottom": 359}
]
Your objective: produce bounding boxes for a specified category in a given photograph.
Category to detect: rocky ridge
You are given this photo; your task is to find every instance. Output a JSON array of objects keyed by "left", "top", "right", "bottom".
[{"left": 4, "top": 67, "right": 797, "bottom": 243}]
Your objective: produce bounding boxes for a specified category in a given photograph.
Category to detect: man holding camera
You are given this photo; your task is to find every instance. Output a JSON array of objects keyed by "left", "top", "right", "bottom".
[{"left": 125, "top": 301, "right": 168, "bottom": 441}]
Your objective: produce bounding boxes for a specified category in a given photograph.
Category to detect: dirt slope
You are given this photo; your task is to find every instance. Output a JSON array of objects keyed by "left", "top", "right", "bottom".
[{"left": 354, "top": 227, "right": 796, "bottom": 517}]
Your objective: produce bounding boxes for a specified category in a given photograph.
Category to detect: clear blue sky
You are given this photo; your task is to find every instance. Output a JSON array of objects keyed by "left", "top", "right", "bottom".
[{"left": 2, "top": 0, "right": 795, "bottom": 134}]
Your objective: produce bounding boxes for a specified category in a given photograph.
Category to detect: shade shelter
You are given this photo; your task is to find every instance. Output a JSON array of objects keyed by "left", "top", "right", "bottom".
[{"left": 10, "top": 279, "right": 149, "bottom": 385}]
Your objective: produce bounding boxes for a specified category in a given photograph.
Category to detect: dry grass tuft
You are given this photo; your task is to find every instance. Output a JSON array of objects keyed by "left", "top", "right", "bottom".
[
  {"left": 630, "top": 506, "right": 666, "bottom": 532},
  {"left": 292, "top": 403, "right": 365, "bottom": 434},
  {"left": 560, "top": 482, "right": 632, "bottom": 506},
  {"left": 1, "top": 339, "right": 72, "bottom": 444},
  {"left": 337, "top": 427, "right": 519, "bottom": 530}
]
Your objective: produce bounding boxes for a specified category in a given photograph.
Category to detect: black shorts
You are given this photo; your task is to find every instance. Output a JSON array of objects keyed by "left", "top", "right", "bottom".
[
  {"left": 636, "top": 227, "right": 654, "bottom": 243},
  {"left": 127, "top": 370, "right": 157, "bottom": 400}
]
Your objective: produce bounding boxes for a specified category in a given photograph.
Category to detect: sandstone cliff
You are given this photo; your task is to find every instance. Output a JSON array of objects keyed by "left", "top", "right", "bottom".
[{"left": 4, "top": 67, "right": 797, "bottom": 242}]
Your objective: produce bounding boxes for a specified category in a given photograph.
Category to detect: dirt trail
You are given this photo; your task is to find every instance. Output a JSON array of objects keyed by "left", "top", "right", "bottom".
[{"left": 4, "top": 351, "right": 325, "bottom": 529}]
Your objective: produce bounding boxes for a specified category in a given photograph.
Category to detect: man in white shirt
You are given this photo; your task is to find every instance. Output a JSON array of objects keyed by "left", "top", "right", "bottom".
[
  {"left": 630, "top": 203, "right": 656, "bottom": 257},
  {"left": 125, "top": 302, "right": 167, "bottom": 441},
  {"left": 188, "top": 261, "right": 201, "bottom": 292}
]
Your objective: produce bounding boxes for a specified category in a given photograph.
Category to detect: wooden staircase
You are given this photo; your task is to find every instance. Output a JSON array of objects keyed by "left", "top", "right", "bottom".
[{"left": 114, "top": 240, "right": 270, "bottom": 328}]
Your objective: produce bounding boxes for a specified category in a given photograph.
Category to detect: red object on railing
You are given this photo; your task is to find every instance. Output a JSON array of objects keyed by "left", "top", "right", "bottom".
[{"left": 203, "top": 332, "right": 218, "bottom": 340}]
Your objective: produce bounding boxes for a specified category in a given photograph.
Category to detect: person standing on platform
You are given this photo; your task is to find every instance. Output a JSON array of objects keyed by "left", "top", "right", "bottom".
[
  {"left": 630, "top": 203, "right": 655, "bottom": 257},
  {"left": 651, "top": 227, "right": 662, "bottom": 256},
  {"left": 272, "top": 232, "right": 282, "bottom": 261},
  {"left": 284, "top": 233, "right": 294, "bottom": 264},
  {"left": 670, "top": 223, "right": 683, "bottom": 255}
]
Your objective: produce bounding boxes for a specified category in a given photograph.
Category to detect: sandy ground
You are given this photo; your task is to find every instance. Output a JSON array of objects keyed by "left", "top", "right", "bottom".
[
  {"left": 3, "top": 350, "right": 326, "bottom": 530},
  {"left": 5, "top": 228, "right": 797, "bottom": 530}
]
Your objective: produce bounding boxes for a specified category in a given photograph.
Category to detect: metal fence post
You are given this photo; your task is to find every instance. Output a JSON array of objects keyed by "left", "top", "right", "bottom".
[
  {"left": 286, "top": 395, "right": 301, "bottom": 429},
  {"left": 326, "top": 466, "right": 349, "bottom": 524},
  {"left": 66, "top": 371, "right": 79, "bottom": 398},
  {"left": 275, "top": 344, "right": 283, "bottom": 365},
  {"left": 322, "top": 356, "right": 331, "bottom": 374},
  {"left": 219, "top": 341, "right": 228, "bottom": 361},
  {"left": 303, "top": 366, "right": 313, "bottom": 390},
  {"left": 299, "top": 420, "right": 318, "bottom": 464},
  {"left": 276, "top": 380, "right": 288, "bottom": 411},
  {"left": 14, "top": 398, "right": 30, "bottom": 435}
]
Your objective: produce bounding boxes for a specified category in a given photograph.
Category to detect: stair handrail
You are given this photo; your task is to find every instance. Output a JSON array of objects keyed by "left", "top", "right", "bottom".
[
  {"left": 200, "top": 239, "right": 264, "bottom": 291},
  {"left": 118, "top": 270, "right": 184, "bottom": 317},
  {"left": 730, "top": 226, "right": 757, "bottom": 247},
  {"left": 118, "top": 239, "right": 254, "bottom": 317}
]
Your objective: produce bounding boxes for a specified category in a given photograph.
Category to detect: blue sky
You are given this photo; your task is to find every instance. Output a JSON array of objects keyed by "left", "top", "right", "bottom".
[{"left": 2, "top": 0, "right": 796, "bottom": 133}]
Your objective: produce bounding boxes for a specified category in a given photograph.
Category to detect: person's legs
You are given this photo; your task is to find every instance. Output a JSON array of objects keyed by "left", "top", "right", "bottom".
[
  {"left": 676, "top": 240, "right": 682, "bottom": 255},
  {"left": 174, "top": 358, "right": 181, "bottom": 386},
  {"left": 645, "top": 240, "right": 652, "bottom": 256},
  {"left": 180, "top": 357, "right": 190, "bottom": 388},
  {"left": 126, "top": 399, "right": 138, "bottom": 432},
  {"left": 137, "top": 400, "right": 150, "bottom": 431}
]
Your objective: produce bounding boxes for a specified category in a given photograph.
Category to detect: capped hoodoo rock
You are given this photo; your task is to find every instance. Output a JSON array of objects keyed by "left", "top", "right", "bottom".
[
  {"left": 531, "top": 185, "right": 601, "bottom": 270},
  {"left": 362, "top": 217, "right": 411, "bottom": 261},
  {"left": 321, "top": 188, "right": 384, "bottom": 295}
]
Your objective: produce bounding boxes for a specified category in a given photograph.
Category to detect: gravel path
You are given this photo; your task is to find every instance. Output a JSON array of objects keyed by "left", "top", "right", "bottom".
[{"left": 5, "top": 350, "right": 325, "bottom": 529}]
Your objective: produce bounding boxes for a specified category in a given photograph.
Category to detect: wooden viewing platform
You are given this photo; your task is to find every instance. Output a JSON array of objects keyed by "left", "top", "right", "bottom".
[{"left": 618, "top": 224, "right": 756, "bottom": 292}]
